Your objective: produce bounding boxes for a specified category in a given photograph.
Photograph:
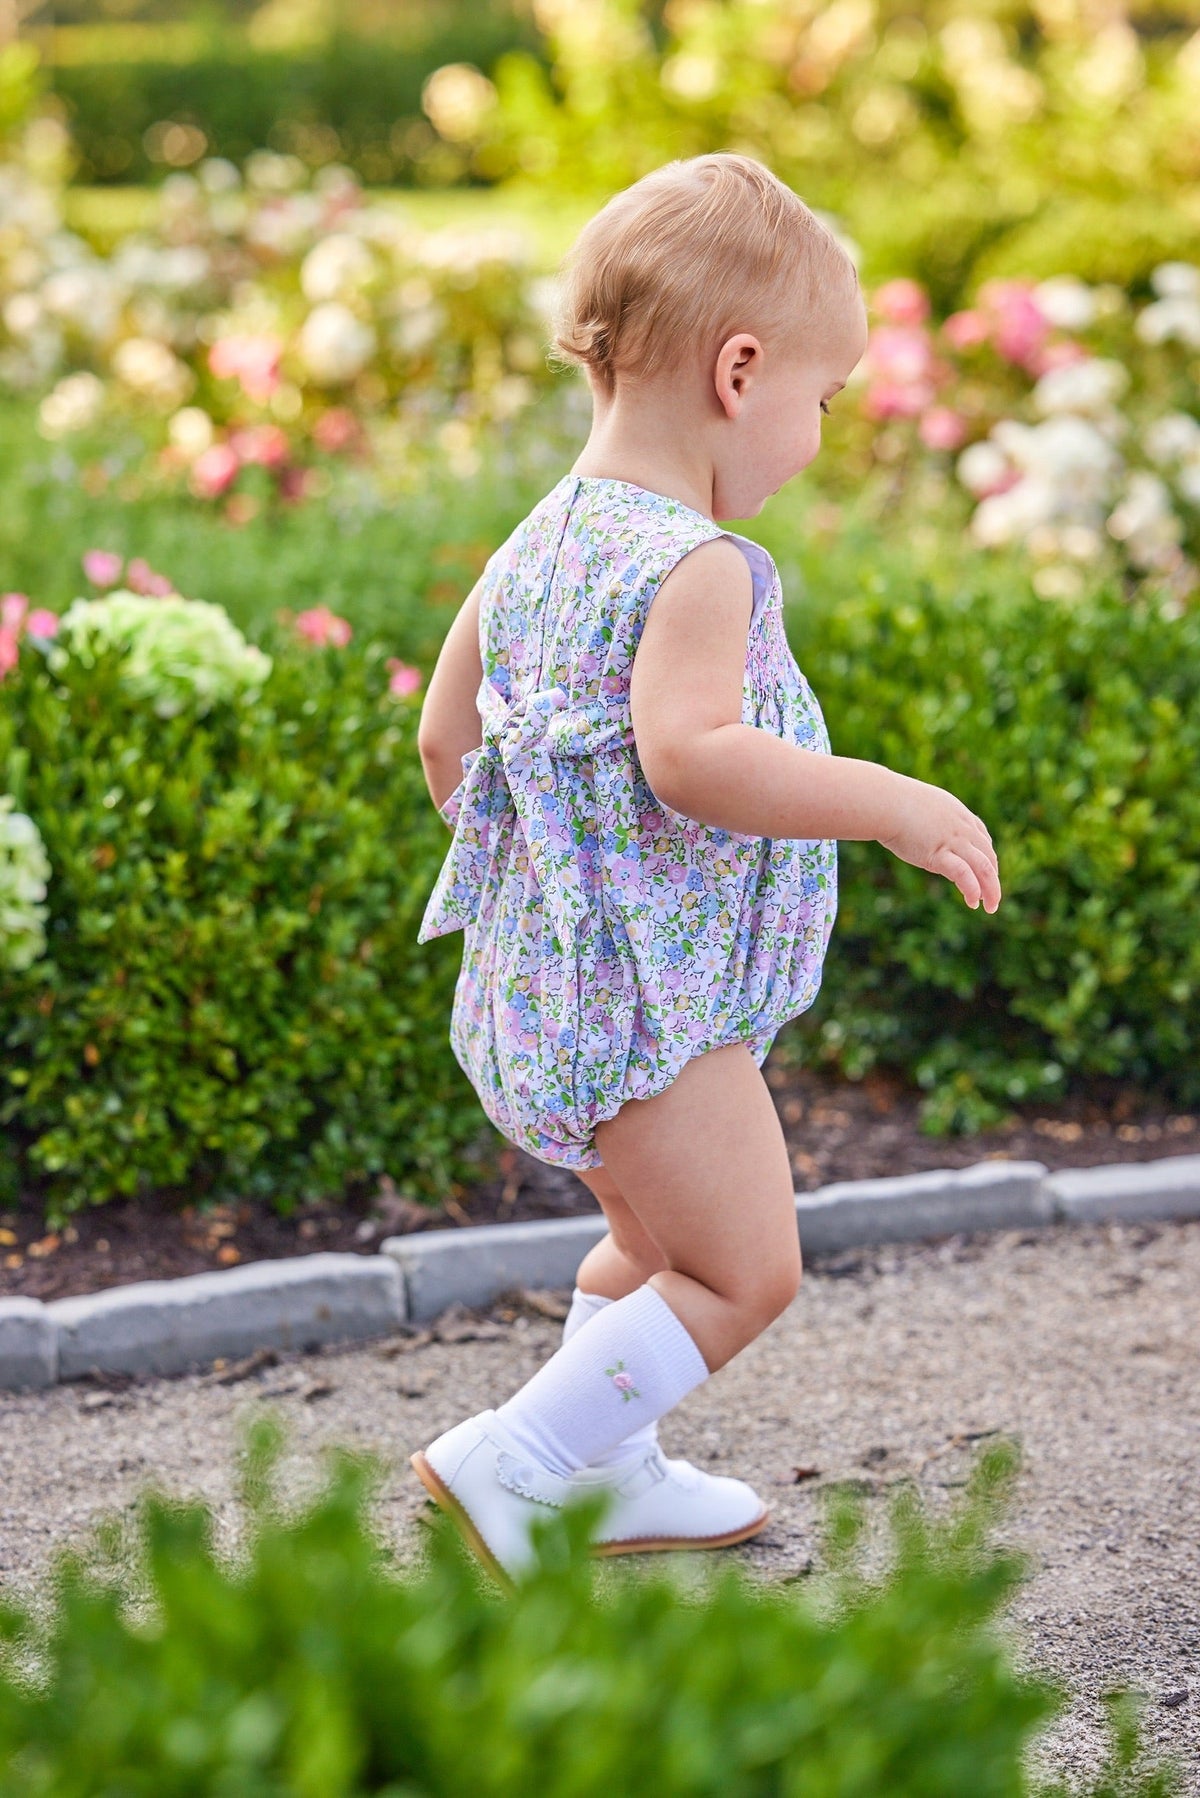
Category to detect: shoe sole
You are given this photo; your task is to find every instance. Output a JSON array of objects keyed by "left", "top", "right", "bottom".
[
  {"left": 410, "top": 1450, "right": 518, "bottom": 1593},
  {"left": 411, "top": 1450, "right": 770, "bottom": 1578},
  {"left": 590, "top": 1508, "right": 771, "bottom": 1556}
]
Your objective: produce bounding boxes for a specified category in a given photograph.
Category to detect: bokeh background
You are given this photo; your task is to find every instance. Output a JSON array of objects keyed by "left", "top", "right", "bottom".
[{"left": 0, "top": 0, "right": 1198, "bottom": 1218}]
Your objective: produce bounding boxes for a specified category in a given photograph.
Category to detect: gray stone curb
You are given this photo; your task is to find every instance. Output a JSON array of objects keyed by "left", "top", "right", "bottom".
[{"left": 3, "top": 1155, "right": 1199, "bottom": 1390}]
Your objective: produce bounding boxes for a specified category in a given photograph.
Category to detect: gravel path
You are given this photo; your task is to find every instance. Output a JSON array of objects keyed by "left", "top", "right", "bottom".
[{"left": 2, "top": 1216, "right": 1197, "bottom": 1794}]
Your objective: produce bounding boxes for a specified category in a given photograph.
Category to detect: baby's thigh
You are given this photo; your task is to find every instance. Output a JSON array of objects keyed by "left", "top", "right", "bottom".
[{"left": 593, "top": 1042, "right": 799, "bottom": 1311}]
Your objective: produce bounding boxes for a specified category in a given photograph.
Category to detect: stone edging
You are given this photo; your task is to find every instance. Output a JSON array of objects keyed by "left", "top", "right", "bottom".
[{"left": 3, "top": 1155, "right": 1199, "bottom": 1393}]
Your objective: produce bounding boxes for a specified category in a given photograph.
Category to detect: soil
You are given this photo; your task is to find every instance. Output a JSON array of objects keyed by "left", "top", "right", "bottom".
[{"left": 2, "top": 1056, "right": 1196, "bottom": 1306}]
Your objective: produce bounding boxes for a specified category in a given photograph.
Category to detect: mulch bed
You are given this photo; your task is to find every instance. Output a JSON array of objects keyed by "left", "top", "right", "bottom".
[{"left": 2, "top": 1056, "right": 1196, "bottom": 1306}]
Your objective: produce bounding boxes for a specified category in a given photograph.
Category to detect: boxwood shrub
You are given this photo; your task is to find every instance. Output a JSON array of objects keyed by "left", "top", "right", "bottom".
[
  {"left": 784, "top": 567, "right": 1200, "bottom": 1132},
  {"left": 0, "top": 1418, "right": 1181, "bottom": 1796},
  {"left": 0, "top": 622, "right": 489, "bottom": 1223},
  {"left": 2, "top": 547, "right": 1197, "bottom": 1219}
]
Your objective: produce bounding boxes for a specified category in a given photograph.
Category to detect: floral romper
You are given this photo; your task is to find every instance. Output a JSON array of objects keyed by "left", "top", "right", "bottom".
[{"left": 416, "top": 473, "right": 838, "bottom": 1170}]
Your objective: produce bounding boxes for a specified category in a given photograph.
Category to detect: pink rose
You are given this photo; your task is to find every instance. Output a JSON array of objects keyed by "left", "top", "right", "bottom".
[
  {"left": 277, "top": 466, "right": 314, "bottom": 504},
  {"left": 386, "top": 658, "right": 423, "bottom": 697},
  {"left": 0, "top": 627, "right": 19, "bottom": 680},
  {"left": 228, "top": 423, "right": 290, "bottom": 469},
  {"left": 941, "top": 310, "right": 991, "bottom": 351},
  {"left": 208, "top": 334, "right": 284, "bottom": 405},
  {"left": 872, "top": 278, "right": 930, "bottom": 326},
  {"left": 918, "top": 407, "right": 969, "bottom": 451},
  {"left": 126, "top": 558, "right": 174, "bottom": 597},
  {"left": 863, "top": 377, "right": 933, "bottom": 420},
  {"left": 294, "top": 605, "right": 352, "bottom": 648},
  {"left": 190, "top": 442, "right": 241, "bottom": 500},
  {"left": 0, "top": 592, "right": 28, "bottom": 632},
  {"left": 613, "top": 1371, "right": 634, "bottom": 1392},
  {"left": 1031, "top": 338, "right": 1091, "bottom": 377},
  {"left": 977, "top": 279, "right": 1050, "bottom": 371},
  {"left": 867, "top": 323, "right": 937, "bottom": 386},
  {"left": 82, "top": 550, "right": 124, "bottom": 588},
  {"left": 25, "top": 608, "right": 60, "bottom": 638},
  {"left": 313, "top": 407, "right": 361, "bottom": 454}
]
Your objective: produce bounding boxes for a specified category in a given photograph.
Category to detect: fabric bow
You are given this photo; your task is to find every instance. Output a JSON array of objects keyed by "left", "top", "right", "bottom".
[{"left": 420, "top": 679, "right": 634, "bottom": 952}]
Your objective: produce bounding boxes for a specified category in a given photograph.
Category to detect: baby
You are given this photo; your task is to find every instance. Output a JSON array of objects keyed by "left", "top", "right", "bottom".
[{"left": 412, "top": 151, "right": 1002, "bottom": 1588}]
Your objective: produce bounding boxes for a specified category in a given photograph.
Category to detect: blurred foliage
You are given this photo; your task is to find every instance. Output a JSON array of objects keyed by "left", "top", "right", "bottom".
[
  {"left": 22, "top": 0, "right": 1200, "bottom": 313},
  {"left": 0, "top": 394, "right": 560, "bottom": 637},
  {"left": 0, "top": 1417, "right": 1183, "bottom": 1794},
  {"left": 447, "top": 0, "right": 1200, "bottom": 306},
  {"left": 40, "top": 0, "right": 540, "bottom": 187}
]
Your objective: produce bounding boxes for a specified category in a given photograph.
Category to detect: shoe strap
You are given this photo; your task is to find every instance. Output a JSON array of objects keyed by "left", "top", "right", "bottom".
[
  {"left": 613, "top": 1447, "right": 669, "bottom": 1500},
  {"left": 495, "top": 1449, "right": 570, "bottom": 1509}
]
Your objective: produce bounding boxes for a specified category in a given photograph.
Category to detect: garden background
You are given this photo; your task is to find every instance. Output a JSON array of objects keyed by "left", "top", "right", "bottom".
[
  {"left": 0, "top": 4, "right": 1198, "bottom": 1793},
  {"left": 0, "top": 0, "right": 1197, "bottom": 1229}
]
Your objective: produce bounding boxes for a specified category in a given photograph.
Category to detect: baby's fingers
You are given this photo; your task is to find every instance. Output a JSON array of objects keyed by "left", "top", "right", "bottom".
[{"left": 934, "top": 845, "right": 1002, "bottom": 913}]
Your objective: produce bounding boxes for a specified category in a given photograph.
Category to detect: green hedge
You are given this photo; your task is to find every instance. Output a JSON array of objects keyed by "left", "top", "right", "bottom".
[
  {"left": 3, "top": 547, "right": 1197, "bottom": 1219},
  {"left": 0, "top": 624, "right": 487, "bottom": 1225},
  {"left": 784, "top": 567, "right": 1200, "bottom": 1131},
  {"left": 0, "top": 1418, "right": 1181, "bottom": 1795},
  {"left": 50, "top": 13, "right": 542, "bottom": 187}
]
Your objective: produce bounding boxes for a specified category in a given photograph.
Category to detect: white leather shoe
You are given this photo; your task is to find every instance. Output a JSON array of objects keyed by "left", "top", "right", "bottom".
[
  {"left": 411, "top": 1408, "right": 599, "bottom": 1590},
  {"left": 568, "top": 1443, "right": 770, "bottom": 1556}
]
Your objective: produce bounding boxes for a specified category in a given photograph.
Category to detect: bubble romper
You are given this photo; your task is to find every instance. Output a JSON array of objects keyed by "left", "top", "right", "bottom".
[{"left": 416, "top": 473, "right": 838, "bottom": 1170}]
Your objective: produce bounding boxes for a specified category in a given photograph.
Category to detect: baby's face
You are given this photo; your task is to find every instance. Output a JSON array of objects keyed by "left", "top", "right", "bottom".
[{"left": 714, "top": 292, "right": 868, "bottom": 519}]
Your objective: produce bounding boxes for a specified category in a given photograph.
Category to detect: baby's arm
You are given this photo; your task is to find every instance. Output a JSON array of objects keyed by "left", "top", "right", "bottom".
[
  {"left": 632, "top": 539, "right": 1001, "bottom": 913},
  {"left": 417, "top": 576, "right": 486, "bottom": 817}
]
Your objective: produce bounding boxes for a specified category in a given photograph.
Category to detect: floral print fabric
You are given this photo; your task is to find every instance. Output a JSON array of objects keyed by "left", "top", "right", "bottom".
[{"left": 416, "top": 473, "right": 837, "bottom": 1169}]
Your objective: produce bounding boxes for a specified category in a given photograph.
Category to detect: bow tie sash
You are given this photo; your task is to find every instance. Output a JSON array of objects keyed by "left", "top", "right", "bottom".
[{"left": 419, "top": 682, "right": 634, "bottom": 953}]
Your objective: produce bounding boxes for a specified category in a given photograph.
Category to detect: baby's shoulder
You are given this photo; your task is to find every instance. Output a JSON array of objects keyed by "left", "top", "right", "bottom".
[{"left": 652, "top": 532, "right": 756, "bottom": 613}]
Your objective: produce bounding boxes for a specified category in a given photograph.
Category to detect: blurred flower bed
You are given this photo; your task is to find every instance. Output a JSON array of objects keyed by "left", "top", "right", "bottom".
[
  {"left": 3, "top": 120, "right": 1196, "bottom": 607},
  {"left": 826, "top": 267, "right": 1200, "bottom": 611},
  {"left": 4, "top": 138, "right": 558, "bottom": 517}
]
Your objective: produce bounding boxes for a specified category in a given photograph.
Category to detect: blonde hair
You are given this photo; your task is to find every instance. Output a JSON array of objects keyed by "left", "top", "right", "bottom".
[{"left": 547, "top": 153, "right": 860, "bottom": 400}]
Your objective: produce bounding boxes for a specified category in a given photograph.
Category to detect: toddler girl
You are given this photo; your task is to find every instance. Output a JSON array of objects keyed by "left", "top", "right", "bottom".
[{"left": 411, "top": 152, "right": 1001, "bottom": 1588}]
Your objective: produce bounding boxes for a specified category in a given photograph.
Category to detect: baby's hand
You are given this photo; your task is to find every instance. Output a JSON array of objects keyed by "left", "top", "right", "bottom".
[{"left": 875, "top": 769, "right": 1002, "bottom": 913}]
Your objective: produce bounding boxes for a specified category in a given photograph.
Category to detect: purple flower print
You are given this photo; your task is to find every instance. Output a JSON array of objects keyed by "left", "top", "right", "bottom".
[
  {"left": 414, "top": 473, "right": 837, "bottom": 1172},
  {"left": 605, "top": 1358, "right": 641, "bottom": 1402}
]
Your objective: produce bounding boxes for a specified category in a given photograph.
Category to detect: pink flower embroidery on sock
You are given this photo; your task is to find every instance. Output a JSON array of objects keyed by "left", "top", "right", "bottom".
[{"left": 605, "top": 1359, "right": 640, "bottom": 1402}]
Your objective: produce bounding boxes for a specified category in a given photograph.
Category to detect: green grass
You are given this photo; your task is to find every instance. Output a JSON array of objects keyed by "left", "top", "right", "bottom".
[
  {"left": 0, "top": 399, "right": 576, "bottom": 658},
  {"left": 62, "top": 182, "right": 604, "bottom": 269}
]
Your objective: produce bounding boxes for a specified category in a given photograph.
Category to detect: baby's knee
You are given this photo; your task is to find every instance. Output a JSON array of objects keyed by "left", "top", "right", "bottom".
[{"left": 751, "top": 1250, "right": 803, "bottom": 1330}]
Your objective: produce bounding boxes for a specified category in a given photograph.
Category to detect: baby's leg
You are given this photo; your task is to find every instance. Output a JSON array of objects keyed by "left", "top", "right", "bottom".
[
  {"left": 477, "top": 1043, "right": 795, "bottom": 1480},
  {"left": 592, "top": 1041, "right": 801, "bottom": 1376},
  {"left": 573, "top": 1165, "right": 669, "bottom": 1299}
]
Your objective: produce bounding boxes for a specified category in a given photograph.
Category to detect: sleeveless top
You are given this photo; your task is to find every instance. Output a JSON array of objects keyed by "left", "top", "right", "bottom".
[{"left": 415, "top": 473, "right": 837, "bottom": 1170}]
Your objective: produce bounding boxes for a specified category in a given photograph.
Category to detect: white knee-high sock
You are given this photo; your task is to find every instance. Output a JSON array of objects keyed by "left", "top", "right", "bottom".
[
  {"left": 494, "top": 1281, "right": 709, "bottom": 1480},
  {"left": 562, "top": 1287, "right": 661, "bottom": 1468}
]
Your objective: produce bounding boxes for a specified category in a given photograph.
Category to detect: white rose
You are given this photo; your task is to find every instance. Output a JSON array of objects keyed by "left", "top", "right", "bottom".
[
  {"left": 300, "top": 232, "right": 377, "bottom": 303},
  {"left": 1031, "top": 357, "right": 1129, "bottom": 418},
  {"left": 1143, "top": 412, "right": 1200, "bottom": 466},
  {"left": 955, "top": 439, "right": 1010, "bottom": 496},
  {"left": 1032, "top": 276, "right": 1097, "bottom": 331},
  {"left": 38, "top": 369, "right": 106, "bottom": 436},
  {"left": 1149, "top": 261, "right": 1200, "bottom": 301},
  {"left": 297, "top": 302, "right": 376, "bottom": 385},
  {"left": 1135, "top": 296, "right": 1200, "bottom": 349},
  {"left": 1107, "top": 471, "right": 1180, "bottom": 541},
  {"left": 970, "top": 477, "right": 1060, "bottom": 547},
  {"left": 112, "top": 336, "right": 195, "bottom": 406},
  {"left": 1175, "top": 460, "right": 1200, "bottom": 506},
  {"left": 168, "top": 405, "right": 215, "bottom": 456}
]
